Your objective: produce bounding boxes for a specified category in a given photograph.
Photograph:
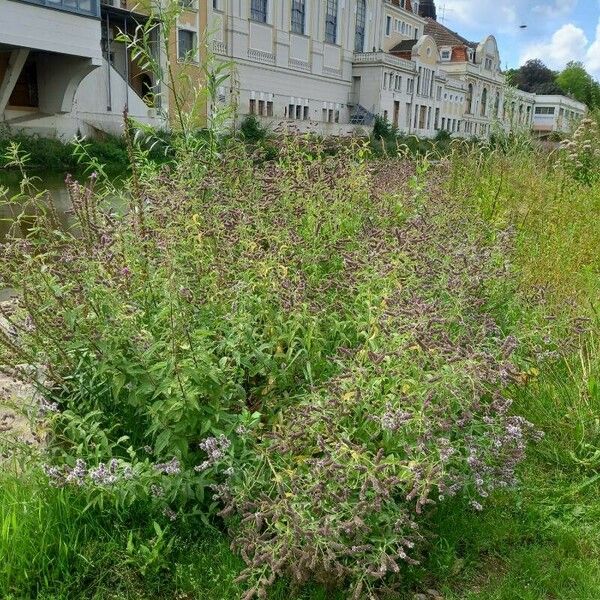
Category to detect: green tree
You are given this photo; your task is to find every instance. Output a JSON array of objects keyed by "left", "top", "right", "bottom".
[
  {"left": 556, "top": 61, "right": 600, "bottom": 109},
  {"left": 512, "top": 59, "right": 562, "bottom": 94}
]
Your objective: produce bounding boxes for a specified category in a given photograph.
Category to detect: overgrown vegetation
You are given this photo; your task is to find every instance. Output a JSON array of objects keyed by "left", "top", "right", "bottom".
[{"left": 1, "top": 4, "right": 600, "bottom": 598}]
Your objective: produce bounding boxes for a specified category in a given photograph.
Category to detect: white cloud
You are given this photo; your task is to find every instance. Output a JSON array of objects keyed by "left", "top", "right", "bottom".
[
  {"left": 586, "top": 21, "right": 600, "bottom": 76},
  {"left": 520, "top": 20, "right": 600, "bottom": 78},
  {"left": 532, "top": 0, "right": 577, "bottom": 19},
  {"left": 442, "top": 0, "right": 519, "bottom": 32},
  {"left": 520, "top": 23, "right": 588, "bottom": 68}
]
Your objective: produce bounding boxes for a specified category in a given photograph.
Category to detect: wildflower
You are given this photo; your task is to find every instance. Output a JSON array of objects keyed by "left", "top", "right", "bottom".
[
  {"left": 154, "top": 457, "right": 181, "bottom": 475},
  {"left": 163, "top": 507, "right": 177, "bottom": 522},
  {"left": 150, "top": 484, "right": 164, "bottom": 497}
]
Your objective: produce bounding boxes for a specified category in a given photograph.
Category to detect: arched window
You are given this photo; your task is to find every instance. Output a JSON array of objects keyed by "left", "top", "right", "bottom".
[
  {"left": 481, "top": 87, "right": 487, "bottom": 117},
  {"left": 291, "top": 0, "right": 306, "bottom": 34},
  {"left": 354, "top": 0, "right": 367, "bottom": 52},
  {"left": 494, "top": 91, "right": 500, "bottom": 118},
  {"left": 467, "top": 83, "right": 473, "bottom": 114}
]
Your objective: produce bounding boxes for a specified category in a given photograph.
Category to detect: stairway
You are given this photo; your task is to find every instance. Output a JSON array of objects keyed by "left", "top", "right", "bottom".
[{"left": 350, "top": 104, "right": 376, "bottom": 126}]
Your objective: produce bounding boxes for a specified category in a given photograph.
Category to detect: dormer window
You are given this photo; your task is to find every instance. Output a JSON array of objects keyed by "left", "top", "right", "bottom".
[
  {"left": 468, "top": 49, "right": 474, "bottom": 62},
  {"left": 485, "top": 57, "right": 493, "bottom": 70},
  {"left": 440, "top": 49, "right": 451, "bottom": 61}
]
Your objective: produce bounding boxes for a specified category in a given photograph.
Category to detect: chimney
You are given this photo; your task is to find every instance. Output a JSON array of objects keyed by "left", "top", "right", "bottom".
[{"left": 419, "top": 0, "right": 437, "bottom": 20}]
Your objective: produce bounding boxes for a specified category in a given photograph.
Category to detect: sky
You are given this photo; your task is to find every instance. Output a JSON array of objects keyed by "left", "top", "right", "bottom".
[{"left": 439, "top": 0, "right": 600, "bottom": 78}]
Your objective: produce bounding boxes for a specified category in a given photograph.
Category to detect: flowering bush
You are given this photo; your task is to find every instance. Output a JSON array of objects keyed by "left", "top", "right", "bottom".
[
  {"left": 0, "top": 140, "right": 543, "bottom": 597},
  {"left": 219, "top": 163, "right": 543, "bottom": 598}
]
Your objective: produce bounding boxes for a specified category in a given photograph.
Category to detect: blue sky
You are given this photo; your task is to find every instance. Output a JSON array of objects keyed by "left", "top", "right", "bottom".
[{"left": 440, "top": 0, "right": 600, "bottom": 78}]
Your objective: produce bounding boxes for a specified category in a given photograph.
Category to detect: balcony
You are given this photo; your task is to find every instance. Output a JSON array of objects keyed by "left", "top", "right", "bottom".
[
  {"left": 11, "top": 0, "right": 100, "bottom": 17},
  {"left": 353, "top": 52, "right": 416, "bottom": 73}
]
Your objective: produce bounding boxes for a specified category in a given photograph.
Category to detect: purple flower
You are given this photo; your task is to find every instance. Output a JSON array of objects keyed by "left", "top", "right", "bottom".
[{"left": 154, "top": 457, "right": 181, "bottom": 475}]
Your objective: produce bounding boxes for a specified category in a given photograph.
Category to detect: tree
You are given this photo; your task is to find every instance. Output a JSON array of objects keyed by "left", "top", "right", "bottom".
[
  {"left": 512, "top": 59, "right": 562, "bottom": 94},
  {"left": 556, "top": 62, "right": 600, "bottom": 109}
]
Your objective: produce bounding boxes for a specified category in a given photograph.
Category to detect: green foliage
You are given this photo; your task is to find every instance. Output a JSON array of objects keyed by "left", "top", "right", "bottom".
[
  {"left": 240, "top": 115, "right": 269, "bottom": 143},
  {"left": 556, "top": 62, "right": 600, "bottom": 110},
  {"left": 372, "top": 114, "right": 394, "bottom": 140},
  {"left": 510, "top": 59, "right": 562, "bottom": 95},
  {"left": 0, "top": 134, "right": 129, "bottom": 173}
]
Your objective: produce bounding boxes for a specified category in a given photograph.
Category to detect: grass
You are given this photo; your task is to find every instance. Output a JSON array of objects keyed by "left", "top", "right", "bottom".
[{"left": 1, "top": 132, "right": 600, "bottom": 598}]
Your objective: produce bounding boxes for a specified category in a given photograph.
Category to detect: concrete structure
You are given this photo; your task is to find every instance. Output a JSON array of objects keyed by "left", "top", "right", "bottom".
[
  {"left": 0, "top": 0, "right": 171, "bottom": 138},
  {"left": 532, "top": 94, "right": 586, "bottom": 135}
]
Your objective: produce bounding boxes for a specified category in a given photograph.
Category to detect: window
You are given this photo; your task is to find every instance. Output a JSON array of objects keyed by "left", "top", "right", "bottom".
[
  {"left": 251, "top": 0, "right": 268, "bottom": 22},
  {"left": 267, "top": 101, "right": 274, "bottom": 117},
  {"left": 441, "top": 50, "right": 451, "bottom": 60},
  {"left": 386, "top": 16, "right": 392, "bottom": 36},
  {"left": 481, "top": 87, "right": 487, "bottom": 117},
  {"left": 467, "top": 83, "right": 473, "bottom": 113},
  {"left": 325, "top": 0, "right": 339, "bottom": 44},
  {"left": 304, "top": 105, "right": 309, "bottom": 120},
  {"left": 535, "top": 106, "right": 555, "bottom": 115},
  {"left": 355, "top": 0, "right": 366, "bottom": 52},
  {"left": 291, "top": 0, "right": 306, "bottom": 34},
  {"left": 249, "top": 99, "right": 256, "bottom": 114},
  {"left": 212, "top": 0, "right": 219, "bottom": 8},
  {"left": 484, "top": 57, "right": 493, "bottom": 70},
  {"left": 494, "top": 91, "right": 500, "bottom": 117},
  {"left": 258, "top": 100, "right": 265, "bottom": 115},
  {"left": 178, "top": 29, "right": 196, "bottom": 60},
  {"left": 383, "top": 73, "right": 388, "bottom": 90}
]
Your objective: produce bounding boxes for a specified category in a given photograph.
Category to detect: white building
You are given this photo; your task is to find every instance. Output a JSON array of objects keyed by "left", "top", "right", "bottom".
[
  {"left": 532, "top": 94, "right": 587, "bottom": 135},
  {"left": 0, "top": 0, "right": 162, "bottom": 139},
  {"left": 0, "top": 0, "right": 588, "bottom": 141}
]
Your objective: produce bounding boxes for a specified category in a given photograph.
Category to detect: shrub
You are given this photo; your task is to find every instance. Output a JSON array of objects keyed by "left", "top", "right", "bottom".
[
  {"left": 219, "top": 161, "right": 543, "bottom": 598},
  {"left": 559, "top": 118, "right": 600, "bottom": 185},
  {"left": 372, "top": 115, "right": 393, "bottom": 141},
  {"left": 239, "top": 115, "right": 269, "bottom": 143}
]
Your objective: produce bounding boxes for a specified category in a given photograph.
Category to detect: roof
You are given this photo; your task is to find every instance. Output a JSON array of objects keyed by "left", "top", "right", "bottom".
[
  {"left": 423, "top": 17, "right": 476, "bottom": 49},
  {"left": 390, "top": 39, "right": 418, "bottom": 53}
]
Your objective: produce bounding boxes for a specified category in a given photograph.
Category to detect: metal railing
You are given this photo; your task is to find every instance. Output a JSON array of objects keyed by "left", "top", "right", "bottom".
[{"left": 14, "top": 0, "right": 100, "bottom": 17}]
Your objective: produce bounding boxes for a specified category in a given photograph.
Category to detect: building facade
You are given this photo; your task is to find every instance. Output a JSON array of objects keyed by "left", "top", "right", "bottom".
[
  {"left": 0, "top": 0, "right": 587, "bottom": 139},
  {"left": 0, "top": 0, "right": 202, "bottom": 138}
]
